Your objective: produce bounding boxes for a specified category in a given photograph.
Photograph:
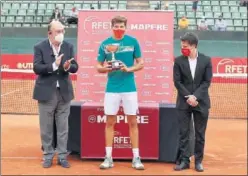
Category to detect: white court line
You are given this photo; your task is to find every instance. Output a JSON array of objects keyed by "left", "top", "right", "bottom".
[{"left": 1, "top": 89, "right": 22, "bottom": 97}]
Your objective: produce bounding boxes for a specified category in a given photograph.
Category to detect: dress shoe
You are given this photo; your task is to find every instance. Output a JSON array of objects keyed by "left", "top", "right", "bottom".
[
  {"left": 195, "top": 163, "right": 204, "bottom": 172},
  {"left": 174, "top": 162, "right": 190, "bottom": 171},
  {"left": 57, "top": 159, "right": 71, "bottom": 168},
  {"left": 42, "top": 159, "right": 52, "bottom": 168}
]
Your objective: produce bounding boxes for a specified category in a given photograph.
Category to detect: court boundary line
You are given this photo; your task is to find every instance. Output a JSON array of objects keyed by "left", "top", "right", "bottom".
[{"left": 1, "top": 89, "right": 22, "bottom": 97}]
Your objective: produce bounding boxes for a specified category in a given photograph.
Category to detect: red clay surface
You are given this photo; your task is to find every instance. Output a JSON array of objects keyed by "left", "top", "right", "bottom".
[{"left": 1, "top": 115, "right": 247, "bottom": 175}]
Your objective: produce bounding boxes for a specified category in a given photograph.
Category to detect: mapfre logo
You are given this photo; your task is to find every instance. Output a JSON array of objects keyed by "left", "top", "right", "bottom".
[{"left": 88, "top": 115, "right": 149, "bottom": 124}]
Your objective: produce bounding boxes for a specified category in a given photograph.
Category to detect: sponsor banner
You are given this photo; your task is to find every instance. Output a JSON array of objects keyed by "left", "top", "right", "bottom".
[
  {"left": 1, "top": 55, "right": 247, "bottom": 83},
  {"left": 81, "top": 102, "right": 159, "bottom": 159},
  {"left": 1, "top": 54, "right": 76, "bottom": 80},
  {"left": 76, "top": 10, "right": 174, "bottom": 103},
  {"left": 211, "top": 58, "right": 247, "bottom": 83}
]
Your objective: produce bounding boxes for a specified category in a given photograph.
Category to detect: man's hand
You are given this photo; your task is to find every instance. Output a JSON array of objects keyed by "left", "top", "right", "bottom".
[
  {"left": 55, "top": 54, "right": 64, "bottom": 66},
  {"left": 96, "top": 61, "right": 112, "bottom": 73},
  {"left": 185, "top": 95, "right": 198, "bottom": 107},
  {"left": 120, "top": 61, "right": 131, "bottom": 72},
  {"left": 64, "top": 58, "right": 74, "bottom": 71}
]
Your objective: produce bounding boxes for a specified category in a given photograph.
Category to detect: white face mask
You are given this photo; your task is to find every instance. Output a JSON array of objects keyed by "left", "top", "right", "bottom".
[{"left": 54, "top": 33, "right": 64, "bottom": 43}]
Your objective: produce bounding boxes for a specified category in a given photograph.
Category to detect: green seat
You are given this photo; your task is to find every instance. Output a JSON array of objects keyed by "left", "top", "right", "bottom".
[
  {"left": 56, "top": 4, "right": 64, "bottom": 9},
  {"left": 211, "top": 1, "right": 219, "bottom": 5},
  {"left": 234, "top": 19, "right": 243, "bottom": 26},
  {"left": 203, "top": 6, "right": 212, "bottom": 12},
  {"left": 65, "top": 4, "right": 74, "bottom": 9},
  {"left": 82, "top": 4, "right": 91, "bottom": 9},
  {"left": 118, "top": 4, "right": 126, "bottom": 9},
  {"left": 25, "top": 16, "right": 34, "bottom": 23},
  {"left": 20, "top": 3, "right": 29, "bottom": 9},
  {"left": 34, "top": 16, "right": 43, "bottom": 23},
  {"left": 11, "top": 3, "right": 20, "bottom": 9},
  {"left": 188, "top": 18, "right": 196, "bottom": 25},
  {"left": 32, "top": 23, "right": 41, "bottom": 27},
  {"left": 41, "top": 23, "right": 48, "bottom": 28},
  {"left": 74, "top": 4, "right": 82, "bottom": 9},
  {"left": 207, "top": 19, "right": 214, "bottom": 25},
  {"left": 91, "top": 4, "right": 99, "bottom": 10},
  {"left": 110, "top": 4, "right": 118, "bottom": 9},
  {"left": 220, "top": 1, "right": 228, "bottom": 6},
  {"left": 221, "top": 6, "right": 229, "bottom": 12},
  {"left": 235, "top": 27, "right": 244, "bottom": 31},
  {"left": 45, "top": 9, "right": 54, "bottom": 16},
  {"left": 119, "top": 1, "right": 127, "bottom": 4},
  {"left": 223, "top": 12, "right": 231, "bottom": 19},
  {"left": 205, "top": 12, "right": 213, "bottom": 18},
  {"left": 188, "top": 25, "right": 197, "bottom": 30},
  {"left": 226, "top": 19, "right": 233, "bottom": 26},
  {"left": 243, "top": 20, "right": 247, "bottom": 27},
  {"left": 177, "top": 11, "right": 185, "bottom": 18},
  {"left": 1, "top": 16, "right": 6, "bottom": 23},
  {"left": 197, "top": 6, "right": 203, "bottom": 11},
  {"left": 226, "top": 26, "right": 235, "bottom": 31},
  {"left": 176, "top": 5, "right": 185, "bottom": 11},
  {"left": 6, "top": 16, "right": 15, "bottom": 23},
  {"left": 214, "top": 12, "right": 222, "bottom": 18},
  {"left": 70, "top": 24, "right": 77, "bottom": 28},
  {"left": 14, "top": 23, "right": 22, "bottom": 27},
  {"left": 150, "top": 4, "right": 157, "bottom": 9},
  {"left": 241, "top": 13, "right": 247, "bottom": 19},
  {"left": 229, "top": 1, "right": 237, "bottom": 6},
  {"left": 27, "top": 9, "right": 35, "bottom": 16},
  {"left": 4, "top": 23, "right": 13, "bottom": 27},
  {"left": 187, "top": 12, "right": 195, "bottom": 18},
  {"left": 232, "top": 12, "right": 241, "bottom": 19},
  {"left": 15, "top": 16, "right": 24, "bottom": 23},
  {"left": 37, "top": 10, "right": 45, "bottom": 16},
  {"left": 38, "top": 4, "right": 47, "bottom": 9},
  {"left": 101, "top": 1, "right": 109, "bottom": 3},
  {"left": 185, "top": 5, "right": 192, "bottom": 11},
  {"left": 18, "top": 10, "right": 26, "bottom": 16},
  {"left": 212, "top": 6, "right": 221, "bottom": 12},
  {"left": 196, "top": 12, "right": 204, "bottom": 18},
  {"left": 1, "top": 9, "right": 8, "bottom": 15},
  {"left": 23, "top": 23, "right": 31, "bottom": 27},
  {"left": 230, "top": 6, "right": 239, "bottom": 12},
  {"left": 3, "top": 3, "right": 11, "bottom": 9},
  {"left": 239, "top": 7, "right": 247, "bottom": 13},
  {"left": 202, "top": 1, "right": 210, "bottom": 5},
  {"left": 9, "top": 10, "right": 17, "bottom": 15},
  {"left": 43, "top": 16, "right": 51, "bottom": 23},
  {"left": 47, "top": 4, "right": 56, "bottom": 10},
  {"left": 100, "top": 4, "right": 109, "bottom": 9},
  {"left": 29, "top": 3, "right": 37, "bottom": 9},
  {"left": 168, "top": 4, "right": 176, "bottom": 11}
]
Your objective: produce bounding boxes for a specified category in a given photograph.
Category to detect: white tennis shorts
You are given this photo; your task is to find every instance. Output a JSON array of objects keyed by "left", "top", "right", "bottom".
[{"left": 104, "top": 92, "right": 138, "bottom": 115}]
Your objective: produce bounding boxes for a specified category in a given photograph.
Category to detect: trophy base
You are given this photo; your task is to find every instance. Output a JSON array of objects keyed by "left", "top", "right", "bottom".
[{"left": 111, "top": 60, "right": 122, "bottom": 70}]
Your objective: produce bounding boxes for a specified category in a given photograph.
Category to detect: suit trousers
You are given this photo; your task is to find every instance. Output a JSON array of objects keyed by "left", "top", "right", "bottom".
[
  {"left": 177, "top": 108, "right": 209, "bottom": 164},
  {"left": 38, "top": 88, "right": 70, "bottom": 160}
]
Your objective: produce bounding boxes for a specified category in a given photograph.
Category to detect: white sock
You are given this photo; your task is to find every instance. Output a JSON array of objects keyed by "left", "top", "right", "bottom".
[
  {"left": 132, "top": 148, "right": 139, "bottom": 158},
  {"left": 106, "top": 147, "right": 112, "bottom": 158}
]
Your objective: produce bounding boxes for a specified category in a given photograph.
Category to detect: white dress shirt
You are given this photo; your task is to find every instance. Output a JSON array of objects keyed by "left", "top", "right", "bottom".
[
  {"left": 188, "top": 52, "right": 198, "bottom": 80},
  {"left": 49, "top": 40, "right": 62, "bottom": 87}
]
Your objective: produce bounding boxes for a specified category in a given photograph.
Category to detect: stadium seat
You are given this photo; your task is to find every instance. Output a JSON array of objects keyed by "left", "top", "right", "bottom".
[
  {"left": 205, "top": 12, "right": 214, "bottom": 18},
  {"left": 243, "top": 20, "right": 247, "bottom": 27},
  {"left": 239, "top": 7, "right": 247, "bottom": 13},
  {"left": 22, "top": 23, "right": 31, "bottom": 27},
  {"left": 226, "top": 26, "right": 235, "bottom": 31},
  {"left": 65, "top": 4, "right": 74, "bottom": 9},
  {"left": 235, "top": 27, "right": 245, "bottom": 31},
  {"left": 1, "top": 16, "right": 6, "bottom": 23},
  {"left": 25, "top": 16, "right": 34, "bottom": 23},
  {"left": 207, "top": 19, "right": 214, "bottom": 26},
  {"left": 232, "top": 12, "right": 241, "bottom": 19},
  {"left": 176, "top": 5, "right": 185, "bottom": 12},
  {"left": 37, "top": 10, "right": 45, "bottom": 16},
  {"left": 110, "top": 3, "right": 118, "bottom": 9},
  {"left": 82, "top": 4, "right": 91, "bottom": 9},
  {"left": 38, "top": 3, "right": 47, "bottom": 10},
  {"left": 203, "top": 6, "right": 212, "bottom": 12},
  {"left": 202, "top": 1, "right": 211, "bottom": 5},
  {"left": 186, "top": 12, "right": 195, "bottom": 18},
  {"left": 212, "top": 6, "right": 221, "bottom": 12},
  {"left": 34, "top": 16, "right": 43, "bottom": 23},
  {"left": 9, "top": 10, "right": 17, "bottom": 15},
  {"left": 221, "top": 6, "right": 230, "bottom": 12},
  {"left": 11, "top": 3, "right": 20, "bottom": 10},
  {"left": 177, "top": 11, "right": 185, "bottom": 18},
  {"left": 27, "top": 9, "right": 36, "bottom": 16},
  {"left": 14, "top": 23, "right": 22, "bottom": 27},
  {"left": 185, "top": 5, "right": 192, "bottom": 11},
  {"left": 230, "top": 6, "right": 239, "bottom": 12},
  {"left": 214, "top": 12, "right": 222, "bottom": 18},
  {"left": 4, "top": 23, "right": 13, "bottom": 27},
  {"left": 229, "top": 1, "right": 237, "bottom": 6},
  {"left": 211, "top": 1, "right": 219, "bottom": 6},
  {"left": 118, "top": 4, "right": 127, "bottom": 9},
  {"left": 20, "top": 3, "right": 29, "bottom": 9},
  {"left": 47, "top": 4, "right": 56, "bottom": 10},
  {"left": 29, "top": 3, "right": 37, "bottom": 9},
  {"left": 196, "top": 12, "right": 204, "bottom": 18},
  {"left": 2, "top": 3, "right": 11, "bottom": 9},
  {"left": 16, "top": 16, "right": 24, "bottom": 23},
  {"left": 56, "top": 3, "right": 64, "bottom": 9},
  {"left": 220, "top": 1, "right": 228, "bottom": 6},
  {"left": 241, "top": 13, "right": 247, "bottom": 19},
  {"left": 168, "top": 4, "right": 176, "bottom": 11},
  {"left": 6, "top": 16, "right": 15, "bottom": 23},
  {"left": 234, "top": 19, "right": 243, "bottom": 26},
  {"left": 226, "top": 19, "right": 234, "bottom": 26},
  {"left": 223, "top": 12, "right": 231, "bottom": 19},
  {"left": 18, "top": 10, "right": 26, "bottom": 16}
]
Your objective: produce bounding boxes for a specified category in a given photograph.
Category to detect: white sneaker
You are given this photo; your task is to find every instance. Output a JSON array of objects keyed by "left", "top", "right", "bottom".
[
  {"left": 99, "top": 156, "right": 113, "bottom": 169},
  {"left": 132, "top": 157, "right": 145, "bottom": 170}
]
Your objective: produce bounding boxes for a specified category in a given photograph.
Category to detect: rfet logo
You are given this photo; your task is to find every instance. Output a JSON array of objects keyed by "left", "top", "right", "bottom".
[
  {"left": 83, "top": 16, "right": 111, "bottom": 35},
  {"left": 216, "top": 59, "right": 247, "bottom": 74}
]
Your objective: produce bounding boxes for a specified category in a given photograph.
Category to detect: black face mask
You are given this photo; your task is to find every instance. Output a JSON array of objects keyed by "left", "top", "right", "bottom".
[{"left": 219, "top": 18, "right": 222, "bottom": 21}]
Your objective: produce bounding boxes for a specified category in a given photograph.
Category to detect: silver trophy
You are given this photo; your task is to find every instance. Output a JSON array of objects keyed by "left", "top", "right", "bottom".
[{"left": 106, "top": 44, "right": 122, "bottom": 70}]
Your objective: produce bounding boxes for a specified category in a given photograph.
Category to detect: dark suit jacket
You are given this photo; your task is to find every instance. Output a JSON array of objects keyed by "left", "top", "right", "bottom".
[
  {"left": 33, "top": 39, "right": 78, "bottom": 102},
  {"left": 173, "top": 52, "right": 213, "bottom": 111},
  {"left": 50, "top": 12, "right": 61, "bottom": 21}
]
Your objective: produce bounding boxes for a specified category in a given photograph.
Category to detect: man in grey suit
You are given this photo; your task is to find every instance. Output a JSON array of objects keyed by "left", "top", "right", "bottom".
[{"left": 33, "top": 20, "right": 78, "bottom": 168}]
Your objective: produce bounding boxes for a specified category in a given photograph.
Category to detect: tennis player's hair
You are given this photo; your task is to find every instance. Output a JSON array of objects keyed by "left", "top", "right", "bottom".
[
  {"left": 180, "top": 32, "right": 199, "bottom": 47},
  {"left": 111, "top": 15, "right": 127, "bottom": 27}
]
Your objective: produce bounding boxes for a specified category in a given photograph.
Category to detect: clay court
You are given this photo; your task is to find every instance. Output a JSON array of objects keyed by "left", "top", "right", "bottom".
[{"left": 1, "top": 115, "right": 247, "bottom": 175}]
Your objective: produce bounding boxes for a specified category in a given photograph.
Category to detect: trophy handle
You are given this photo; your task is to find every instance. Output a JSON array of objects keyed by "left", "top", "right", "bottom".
[{"left": 111, "top": 52, "right": 115, "bottom": 61}]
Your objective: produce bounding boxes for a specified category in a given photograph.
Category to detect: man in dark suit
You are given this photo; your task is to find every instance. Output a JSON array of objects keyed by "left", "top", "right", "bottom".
[
  {"left": 33, "top": 20, "right": 78, "bottom": 168},
  {"left": 173, "top": 32, "right": 213, "bottom": 172}
]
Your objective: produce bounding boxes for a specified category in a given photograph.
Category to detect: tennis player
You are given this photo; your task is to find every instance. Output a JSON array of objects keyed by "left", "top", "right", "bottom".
[{"left": 96, "top": 15, "right": 144, "bottom": 170}]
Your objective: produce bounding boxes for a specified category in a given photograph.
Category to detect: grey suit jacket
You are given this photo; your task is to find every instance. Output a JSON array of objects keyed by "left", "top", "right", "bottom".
[
  {"left": 33, "top": 39, "right": 78, "bottom": 102},
  {"left": 173, "top": 52, "right": 213, "bottom": 111}
]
